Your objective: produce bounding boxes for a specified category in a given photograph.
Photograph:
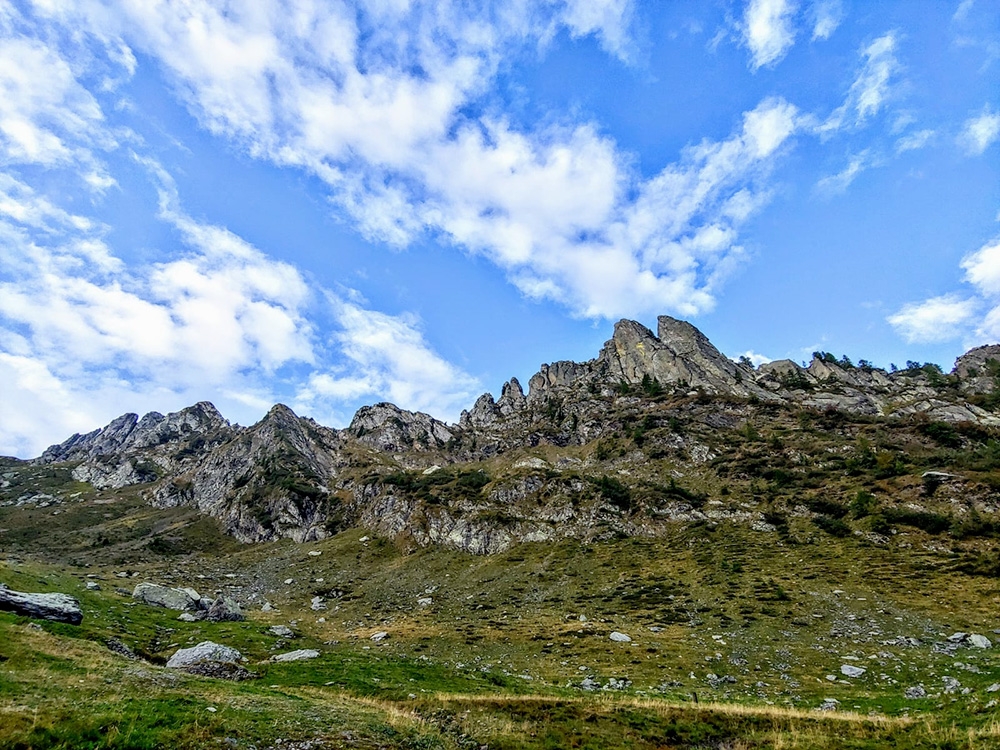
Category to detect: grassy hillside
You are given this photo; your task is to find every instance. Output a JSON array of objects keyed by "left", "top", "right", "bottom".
[{"left": 4, "top": 397, "right": 1000, "bottom": 748}]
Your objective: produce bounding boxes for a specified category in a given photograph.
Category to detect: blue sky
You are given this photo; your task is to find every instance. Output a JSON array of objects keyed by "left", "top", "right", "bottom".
[{"left": 1, "top": 0, "right": 998, "bottom": 457}]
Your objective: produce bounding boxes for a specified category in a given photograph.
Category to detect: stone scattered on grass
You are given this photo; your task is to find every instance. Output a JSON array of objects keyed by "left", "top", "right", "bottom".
[
  {"left": 904, "top": 685, "right": 926, "bottom": 699},
  {"left": 969, "top": 633, "right": 992, "bottom": 649},
  {"left": 269, "top": 625, "right": 295, "bottom": 638},
  {"left": 167, "top": 641, "right": 241, "bottom": 669},
  {"left": 609, "top": 631, "right": 632, "bottom": 643},
  {"left": 166, "top": 641, "right": 256, "bottom": 681},
  {"left": 0, "top": 583, "right": 82, "bottom": 625},
  {"left": 840, "top": 665, "right": 865, "bottom": 678},
  {"left": 272, "top": 649, "right": 320, "bottom": 663},
  {"left": 206, "top": 596, "right": 244, "bottom": 622},
  {"left": 132, "top": 582, "right": 201, "bottom": 612},
  {"left": 370, "top": 631, "right": 389, "bottom": 642}
]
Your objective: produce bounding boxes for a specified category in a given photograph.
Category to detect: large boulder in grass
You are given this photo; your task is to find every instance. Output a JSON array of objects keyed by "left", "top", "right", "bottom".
[
  {"left": 166, "top": 641, "right": 241, "bottom": 668},
  {"left": 132, "top": 582, "right": 202, "bottom": 611},
  {"left": 166, "top": 641, "right": 256, "bottom": 681},
  {"left": 0, "top": 584, "right": 83, "bottom": 625},
  {"left": 205, "top": 596, "right": 244, "bottom": 622}
]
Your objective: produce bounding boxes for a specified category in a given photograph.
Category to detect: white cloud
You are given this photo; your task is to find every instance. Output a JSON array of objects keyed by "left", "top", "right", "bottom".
[
  {"left": 0, "top": 33, "right": 115, "bottom": 186},
  {"left": 959, "top": 107, "right": 1000, "bottom": 155},
  {"left": 560, "top": 0, "right": 635, "bottom": 59},
  {"left": 27, "top": 1, "right": 800, "bottom": 323},
  {"left": 961, "top": 238, "right": 1000, "bottom": 295},
  {"left": 818, "top": 33, "right": 900, "bottom": 134},
  {"left": 895, "top": 129, "right": 935, "bottom": 153},
  {"left": 743, "top": 0, "right": 798, "bottom": 70},
  {"left": 734, "top": 350, "right": 773, "bottom": 367},
  {"left": 816, "top": 151, "right": 871, "bottom": 194},
  {"left": 810, "top": 0, "right": 843, "bottom": 40},
  {"left": 888, "top": 238, "right": 1000, "bottom": 346},
  {"left": 887, "top": 295, "right": 977, "bottom": 343},
  {"left": 953, "top": 0, "right": 976, "bottom": 23},
  {"left": 298, "top": 299, "right": 480, "bottom": 422}
]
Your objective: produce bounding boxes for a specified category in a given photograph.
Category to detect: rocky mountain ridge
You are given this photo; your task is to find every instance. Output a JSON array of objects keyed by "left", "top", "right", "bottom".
[{"left": 23, "top": 316, "right": 1000, "bottom": 553}]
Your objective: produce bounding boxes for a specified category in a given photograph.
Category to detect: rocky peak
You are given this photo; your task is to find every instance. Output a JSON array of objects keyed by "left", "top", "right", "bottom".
[
  {"left": 351, "top": 403, "right": 453, "bottom": 452},
  {"left": 955, "top": 345, "right": 1000, "bottom": 379}
]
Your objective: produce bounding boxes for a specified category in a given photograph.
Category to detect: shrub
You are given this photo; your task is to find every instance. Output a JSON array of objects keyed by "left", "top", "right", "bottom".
[
  {"left": 850, "top": 490, "right": 876, "bottom": 518},
  {"left": 882, "top": 507, "right": 951, "bottom": 534},
  {"left": 813, "top": 514, "right": 851, "bottom": 537}
]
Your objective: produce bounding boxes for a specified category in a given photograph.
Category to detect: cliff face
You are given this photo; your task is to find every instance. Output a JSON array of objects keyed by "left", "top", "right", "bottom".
[{"left": 27, "top": 316, "right": 1000, "bottom": 552}]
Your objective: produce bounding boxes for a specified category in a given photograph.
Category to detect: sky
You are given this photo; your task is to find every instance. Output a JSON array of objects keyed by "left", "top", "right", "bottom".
[{"left": 0, "top": 0, "right": 998, "bottom": 458}]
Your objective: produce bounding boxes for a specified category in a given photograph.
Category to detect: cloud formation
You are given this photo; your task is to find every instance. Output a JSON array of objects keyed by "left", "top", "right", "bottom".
[
  {"left": 743, "top": 0, "right": 798, "bottom": 70},
  {"left": 959, "top": 107, "right": 1000, "bottom": 155},
  {"left": 888, "top": 238, "right": 1000, "bottom": 346},
  {"left": 20, "top": 0, "right": 803, "bottom": 323}
]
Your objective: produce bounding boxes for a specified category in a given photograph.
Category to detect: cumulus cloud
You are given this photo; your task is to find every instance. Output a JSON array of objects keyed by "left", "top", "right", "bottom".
[
  {"left": 297, "top": 299, "right": 480, "bottom": 422},
  {"left": 959, "top": 107, "right": 1000, "bottom": 155},
  {"left": 0, "top": 32, "right": 116, "bottom": 187},
  {"left": 887, "top": 295, "right": 977, "bottom": 344},
  {"left": 887, "top": 238, "right": 1000, "bottom": 346},
  {"left": 743, "top": 0, "right": 798, "bottom": 69},
  {"left": 11, "top": 0, "right": 809, "bottom": 324}
]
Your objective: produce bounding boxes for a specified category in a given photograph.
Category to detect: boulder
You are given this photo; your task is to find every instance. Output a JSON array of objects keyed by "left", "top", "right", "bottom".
[
  {"left": 609, "top": 631, "right": 632, "bottom": 643},
  {"left": 133, "top": 582, "right": 202, "bottom": 611},
  {"left": 840, "top": 665, "right": 866, "bottom": 678},
  {"left": 167, "top": 641, "right": 242, "bottom": 669},
  {"left": 969, "top": 633, "right": 992, "bottom": 649},
  {"left": 268, "top": 625, "right": 295, "bottom": 638},
  {"left": 0, "top": 584, "right": 83, "bottom": 625},
  {"left": 272, "top": 649, "right": 320, "bottom": 663},
  {"left": 205, "top": 596, "right": 244, "bottom": 622}
]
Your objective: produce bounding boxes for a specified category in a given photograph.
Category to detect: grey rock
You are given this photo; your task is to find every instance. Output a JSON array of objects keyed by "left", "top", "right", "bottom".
[
  {"left": 268, "top": 625, "right": 295, "bottom": 638},
  {"left": 969, "top": 633, "right": 992, "bottom": 649},
  {"left": 105, "top": 637, "right": 138, "bottom": 660},
  {"left": 132, "top": 582, "right": 201, "bottom": 612},
  {"left": 0, "top": 584, "right": 82, "bottom": 625},
  {"left": 166, "top": 641, "right": 242, "bottom": 669},
  {"left": 272, "top": 649, "right": 320, "bottom": 663},
  {"left": 609, "top": 631, "right": 632, "bottom": 643},
  {"left": 177, "top": 612, "right": 203, "bottom": 622},
  {"left": 370, "top": 631, "right": 389, "bottom": 642},
  {"left": 948, "top": 632, "right": 968, "bottom": 643},
  {"left": 206, "top": 596, "right": 244, "bottom": 622},
  {"left": 840, "top": 664, "right": 866, "bottom": 678},
  {"left": 904, "top": 685, "right": 926, "bottom": 699}
]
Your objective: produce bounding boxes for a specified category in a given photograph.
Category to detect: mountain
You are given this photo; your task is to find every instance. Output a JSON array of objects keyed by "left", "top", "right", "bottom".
[{"left": 21, "top": 315, "right": 1000, "bottom": 553}]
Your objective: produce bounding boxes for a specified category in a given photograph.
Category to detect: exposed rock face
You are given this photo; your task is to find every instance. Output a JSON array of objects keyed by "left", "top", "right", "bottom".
[
  {"left": 151, "top": 404, "right": 345, "bottom": 543},
  {"left": 350, "top": 403, "right": 453, "bottom": 452},
  {"left": 0, "top": 584, "right": 83, "bottom": 624},
  {"left": 26, "top": 314, "right": 1000, "bottom": 556},
  {"left": 599, "top": 317, "right": 762, "bottom": 397}
]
